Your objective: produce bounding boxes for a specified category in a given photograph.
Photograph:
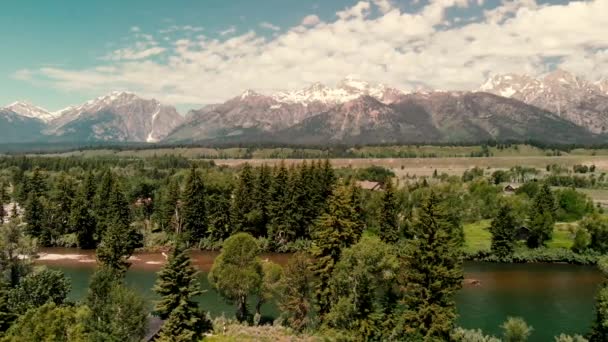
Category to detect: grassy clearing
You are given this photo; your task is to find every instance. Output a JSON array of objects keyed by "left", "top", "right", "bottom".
[
  {"left": 463, "top": 220, "right": 492, "bottom": 253},
  {"left": 206, "top": 322, "right": 318, "bottom": 342},
  {"left": 464, "top": 220, "right": 576, "bottom": 253}
]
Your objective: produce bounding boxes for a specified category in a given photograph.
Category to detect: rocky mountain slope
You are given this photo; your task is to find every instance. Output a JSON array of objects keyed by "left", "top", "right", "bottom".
[
  {"left": 167, "top": 74, "right": 600, "bottom": 145},
  {"left": 167, "top": 76, "right": 407, "bottom": 142},
  {"left": 0, "top": 108, "right": 47, "bottom": 143},
  {"left": 2, "top": 71, "right": 606, "bottom": 146},
  {"left": 45, "top": 92, "right": 183, "bottom": 143},
  {"left": 480, "top": 70, "right": 608, "bottom": 134}
]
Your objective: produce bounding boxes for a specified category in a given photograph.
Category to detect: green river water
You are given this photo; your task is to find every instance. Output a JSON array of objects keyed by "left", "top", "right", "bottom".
[{"left": 38, "top": 248, "right": 602, "bottom": 340}]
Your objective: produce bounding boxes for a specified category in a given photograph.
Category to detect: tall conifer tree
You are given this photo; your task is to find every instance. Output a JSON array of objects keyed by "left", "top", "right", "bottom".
[
  {"left": 490, "top": 204, "right": 518, "bottom": 258},
  {"left": 70, "top": 182, "right": 98, "bottom": 249},
  {"left": 527, "top": 183, "right": 556, "bottom": 248},
  {"left": 181, "top": 166, "right": 207, "bottom": 243},
  {"left": 378, "top": 180, "right": 400, "bottom": 243},
  {"left": 154, "top": 241, "right": 210, "bottom": 341},
  {"left": 310, "top": 183, "right": 361, "bottom": 317},
  {"left": 230, "top": 163, "right": 256, "bottom": 234},
  {"left": 397, "top": 192, "right": 463, "bottom": 340}
]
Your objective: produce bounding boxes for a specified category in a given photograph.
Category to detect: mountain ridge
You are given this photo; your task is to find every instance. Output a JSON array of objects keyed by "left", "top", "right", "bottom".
[{"left": 2, "top": 71, "right": 607, "bottom": 145}]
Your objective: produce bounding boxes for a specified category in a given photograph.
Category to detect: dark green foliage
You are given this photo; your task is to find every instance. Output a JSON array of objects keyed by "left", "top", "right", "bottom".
[
  {"left": 154, "top": 242, "right": 199, "bottom": 318},
  {"left": 181, "top": 166, "right": 207, "bottom": 243},
  {"left": 397, "top": 192, "right": 463, "bottom": 340},
  {"left": 1, "top": 303, "right": 88, "bottom": 342},
  {"left": 590, "top": 257, "right": 608, "bottom": 341},
  {"left": 0, "top": 182, "right": 7, "bottom": 224},
  {"left": 252, "top": 164, "right": 272, "bottom": 237},
  {"left": 93, "top": 170, "right": 114, "bottom": 237},
  {"left": 378, "top": 181, "right": 399, "bottom": 243},
  {"left": 490, "top": 204, "right": 518, "bottom": 258},
  {"left": 356, "top": 165, "right": 395, "bottom": 183},
  {"left": 0, "top": 285, "right": 16, "bottom": 332},
  {"left": 8, "top": 268, "right": 71, "bottom": 315},
  {"left": 555, "top": 188, "right": 594, "bottom": 222},
  {"left": 277, "top": 252, "right": 314, "bottom": 331},
  {"left": 267, "top": 162, "right": 297, "bottom": 245},
  {"left": 96, "top": 182, "right": 142, "bottom": 275},
  {"left": 24, "top": 193, "right": 48, "bottom": 244},
  {"left": 47, "top": 172, "right": 76, "bottom": 236},
  {"left": 154, "top": 241, "right": 211, "bottom": 340},
  {"left": 526, "top": 183, "right": 556, "bottom": 248},
  {"left": 208, "top": 232, "right": 262, "bottom": 322},
  {"left": 515, "top": 181, "right": 540, "bottom": 199},
  {"left": 156, "top": 177, "right": 180, "bottom": 233},
  {"left": 580, "top": 215, "right": 608, "bottom": 254},
  {"left": 0, "top": 220, "right": 35, "bottom": 287},
  {"left": 83, "top": 270, "right": 148, "bottom": 342},
  {"left": 326, "top": 236, "right": 400, "bottom": 340},
  {"left": 462, "top": 167, "right": 485, "bottom": 182},
  {"left": 70, "top": 182, "right": 97, "bottom": 249},
  {"left": 491, "top": 170, "right": 511, "bottom": 185},
  {"left": 230, "top": 163, "right": 257, "bottom": 235},
  {"left": 310, "top": 183, "right": 362, "bottom": 317}
]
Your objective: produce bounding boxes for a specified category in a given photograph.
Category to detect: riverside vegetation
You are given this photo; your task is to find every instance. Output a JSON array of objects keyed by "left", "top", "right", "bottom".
[{"left": 0, "top": 154, "right": 607, "bottom": 340}]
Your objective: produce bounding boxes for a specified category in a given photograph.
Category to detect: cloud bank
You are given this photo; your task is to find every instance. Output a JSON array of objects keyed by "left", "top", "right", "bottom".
[{"left": 15, "top": 0, "right": 608, "bottom": 106}]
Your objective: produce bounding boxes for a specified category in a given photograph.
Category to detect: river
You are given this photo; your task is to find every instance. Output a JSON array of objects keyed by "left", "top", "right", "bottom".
[{"left": 36, "top": 248, "right": 602, "bottom": 340}]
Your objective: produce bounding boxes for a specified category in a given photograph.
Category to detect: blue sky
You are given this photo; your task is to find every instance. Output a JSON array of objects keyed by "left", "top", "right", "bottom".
[{"left": 1, "top": 0, "right": 606, "bottom": 112}]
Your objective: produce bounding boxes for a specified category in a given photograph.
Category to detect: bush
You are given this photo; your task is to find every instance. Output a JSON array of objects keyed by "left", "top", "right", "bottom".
[
  {"left": 502, "top": 317, "right": 532, "bottom": 342},
  {"left": 465, "top": 247, "right": 600, "bottom": 265},
  {"left": 452, "top": 327, "right": 501, "bottom": 342}
]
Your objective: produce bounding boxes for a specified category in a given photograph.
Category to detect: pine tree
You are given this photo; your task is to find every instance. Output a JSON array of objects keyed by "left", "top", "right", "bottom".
[
  {"left": 397, "top": 192, "right": 463, "bottom": 340},
  {"left": 309, "top": 183, "right": 361, "bottom": 317},
  {"left": 527, "top": 183, "right": 556, "bottom": 248},
  {"left": 181, "top": 166, "right": 207, "bottom": 243},
  {"left": 154, "top": 242, "right": 201, "bottom": 319},
  {"left": 28, "top": 168, "right": 47, "bottom": 198},
  {"left": 590, "top": 257, "right": 608, "bottom": 341},
  {"left": 0, "top": 182, "right": 7, "bottom": 224},
  {"left": 490, "top": 204, "right": 518, "bottom": 258},
  {"left": 154, "top": 241, "right": 210, "bottom": 341},
  {"left": 230, "top": 163, "right": 256, "bottom": 234},
  {"left": 277, "top": 252, "right": 314, "bottom": 331},
  {"left": 82, "top": 171, "right": 97, "bottom": 202},
  {"left": 48, "top": 172, "right": 76, "bottom": 235},
  {"left": 70, "top": 182, "right": 97, "bottom": 249},
  {"left": 378, "top": 180, "right": 400, "bottom": 243},
  {"left": 24, "top": 192, "right": 46, "bottom": 242},
  {"left": 267, "top": 161, "right": 296, "bottom": 244},
  {"left": 253, "top": 164, "right": 272, "bottom": 237},
  {"left": 96, "top": 182, "right": 140, "bottom": 275},
  {"left": 157, "top": 177, "right": 181, "bottom": 233},
  {"left": 94, "top": 170, "right": 115, "bottom": 237}
]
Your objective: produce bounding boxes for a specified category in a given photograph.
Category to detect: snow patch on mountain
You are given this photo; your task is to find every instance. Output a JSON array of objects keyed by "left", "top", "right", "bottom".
[
  {"left": 2, "top": 101, "right": 58, "bottom": 122},
  {"left": 271, "top": 76, "right": 407, "bottom": 105}
]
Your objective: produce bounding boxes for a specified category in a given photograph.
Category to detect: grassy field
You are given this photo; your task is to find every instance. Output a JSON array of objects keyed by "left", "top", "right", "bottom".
[
  {"left": 31, "top": 144, "right": 608, "bottom": 179},
  {"left": 464, "top": 220, "right": 575, "bottom": 253}
]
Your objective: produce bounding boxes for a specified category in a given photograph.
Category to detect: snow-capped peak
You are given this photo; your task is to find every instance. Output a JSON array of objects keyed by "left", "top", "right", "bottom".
[
  {"left": 240, "top": 89, "right": 261, "bottom": 99},
  {"left": 2, "top": 101, "right": 58, "bottom": 122},
  {"left": 271, "top": 77, "right": 405, "bottom": 105}
]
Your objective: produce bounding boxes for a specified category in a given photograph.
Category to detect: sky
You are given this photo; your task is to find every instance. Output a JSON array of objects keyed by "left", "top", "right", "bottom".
[{"left": 1, "top": 0, "right": 606, "bottom": 113}]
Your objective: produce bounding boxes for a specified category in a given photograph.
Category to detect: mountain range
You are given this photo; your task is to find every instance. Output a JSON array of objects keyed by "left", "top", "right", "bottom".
[{"left": 1, "top": 70, "right": 607, "bottom": 146}]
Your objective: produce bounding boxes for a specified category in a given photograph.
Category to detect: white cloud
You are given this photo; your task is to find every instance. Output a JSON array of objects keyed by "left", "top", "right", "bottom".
[
  {"left": 130, "top": 26, "right": 141, "bottom": 32},
  {"left": 372, "top": 0, "right": 393, "bottom": 13},
  {"left": 337, "top": 1, "right": 372, "bottom": 20},
  {"left": 301, "top": 14, "right": 321, "bottom": 26},
  {"left": 16, "top": 0, "right": 608, "bottom": 106},
  {"left": 260, "top": 21, "right": 280, "bottom": 31},
  {"left": 219, "top": 26, "right": 236, "bottom": 36}
]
